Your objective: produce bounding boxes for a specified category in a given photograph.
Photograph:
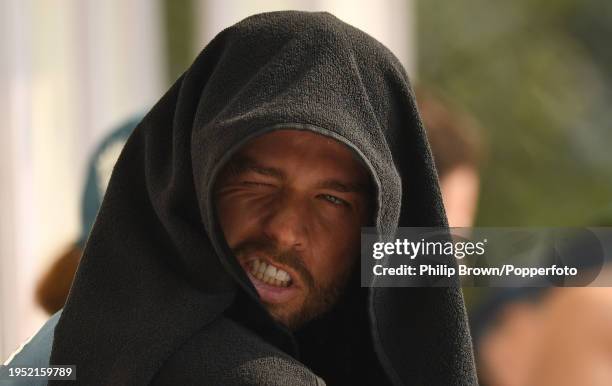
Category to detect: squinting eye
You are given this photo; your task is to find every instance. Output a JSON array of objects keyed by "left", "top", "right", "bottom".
[
  {"left": 320, "top": 194, "right": 348, "bottom": 206},
  {"left": 241, "top": 181, "right": 274, "bottom": 187}
]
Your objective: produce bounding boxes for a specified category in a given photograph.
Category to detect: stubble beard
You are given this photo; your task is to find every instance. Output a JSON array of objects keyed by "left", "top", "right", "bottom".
[{"left": 233, "top": 238, "right": 356, "bottom": 331}]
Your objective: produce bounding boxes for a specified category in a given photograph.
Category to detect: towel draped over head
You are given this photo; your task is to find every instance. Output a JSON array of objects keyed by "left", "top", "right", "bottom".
[{"left": 50, "top": 10, "right": 477, "bottom": 385}]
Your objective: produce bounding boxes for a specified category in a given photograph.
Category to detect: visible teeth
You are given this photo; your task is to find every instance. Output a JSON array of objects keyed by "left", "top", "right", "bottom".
[
  {"left": 257, "top": 262, "right": 266, "bottom": 274},
  {"left": 248, "top": 259, "right": 292, "bottom": 287},
  {"left": 264, "top": 265, "right": 277, "bottom": 277},
  {"left": 274, "top": 270, "right": 285, "bottom": 281}
]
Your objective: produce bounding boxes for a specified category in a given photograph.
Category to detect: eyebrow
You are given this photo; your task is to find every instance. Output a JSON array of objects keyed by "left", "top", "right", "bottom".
[
  {"left": 226, "top": 155, "right": 285, "bottom": 179},
  {"left": 226, "top": 155, "right": 370, "bottom": 194},
  {"left": 315, "top": 179, "right": 369, "bottom": 194}
]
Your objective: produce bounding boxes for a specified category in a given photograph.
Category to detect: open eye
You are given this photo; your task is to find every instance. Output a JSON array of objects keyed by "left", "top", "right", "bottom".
[{"left": 319, "top": 194, "right": 349, "bottom": 207}]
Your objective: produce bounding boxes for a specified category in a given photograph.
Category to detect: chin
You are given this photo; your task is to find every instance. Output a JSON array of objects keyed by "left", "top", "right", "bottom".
[{"left": 267, "top": 305, "right": 305, "bottom": 331}]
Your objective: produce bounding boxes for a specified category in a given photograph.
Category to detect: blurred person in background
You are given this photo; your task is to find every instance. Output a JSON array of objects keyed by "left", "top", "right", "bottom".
[
  {"left": 416, "top": 86, "right": 484, "bottom": 228},
  {"left": 3, "top": 11, "right": 477, "bottom": 386},
  {"left": 471, "top": 219, "right": 612, "bottom": 386},
  {"left": 35, "top": 117, "right": 139, "bottom": 315}
]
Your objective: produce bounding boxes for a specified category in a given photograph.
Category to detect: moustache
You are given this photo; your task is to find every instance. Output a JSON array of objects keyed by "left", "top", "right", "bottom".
[{"left": 232, "top": 238, "right": 315, "bottom": 289}]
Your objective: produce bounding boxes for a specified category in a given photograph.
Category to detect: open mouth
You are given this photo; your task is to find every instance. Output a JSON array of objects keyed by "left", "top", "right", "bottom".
[
  {"left": 248, "top": 259, "right": 293, "bottom": 287},
  {"left": 243, "top": 257, "right": 301, "bottom": 304}
]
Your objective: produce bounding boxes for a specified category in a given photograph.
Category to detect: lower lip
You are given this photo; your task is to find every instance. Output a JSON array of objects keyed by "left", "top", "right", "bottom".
[{"left": 246, "top": 271, "right": 300, "bottom": 304}]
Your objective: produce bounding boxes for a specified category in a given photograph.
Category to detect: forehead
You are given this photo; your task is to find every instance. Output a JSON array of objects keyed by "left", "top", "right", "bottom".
[{"left": 234, "top": 129, "right": 371, "bottom": 181}]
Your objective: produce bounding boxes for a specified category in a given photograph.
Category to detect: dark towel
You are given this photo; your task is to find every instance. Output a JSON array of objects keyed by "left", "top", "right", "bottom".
[{"left": 49, "top": 11, "right": 477, "bottom": 385}]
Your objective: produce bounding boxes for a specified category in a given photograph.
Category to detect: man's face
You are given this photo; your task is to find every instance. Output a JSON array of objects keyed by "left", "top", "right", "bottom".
[{"left": 214, "top": 129, "right": 372, "bottom": 330}]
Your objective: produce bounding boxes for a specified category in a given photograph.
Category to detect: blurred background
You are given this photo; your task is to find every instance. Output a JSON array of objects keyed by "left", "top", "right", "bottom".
[{"left": 1, "top": 0, "right": 611, "bottom": 383}]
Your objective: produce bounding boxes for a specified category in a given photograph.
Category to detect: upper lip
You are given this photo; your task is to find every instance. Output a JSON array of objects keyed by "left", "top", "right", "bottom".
[{"left": 240, "top": 252, "right": 300, "bottom": 287}]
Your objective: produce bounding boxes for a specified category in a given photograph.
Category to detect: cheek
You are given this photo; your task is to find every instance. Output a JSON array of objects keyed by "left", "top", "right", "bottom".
[
  {"left": 308, "top": 212, "right": 362, "bottom": 284},
  {"left": 215, "top": 191, "right": 276, "bottom": 246}
]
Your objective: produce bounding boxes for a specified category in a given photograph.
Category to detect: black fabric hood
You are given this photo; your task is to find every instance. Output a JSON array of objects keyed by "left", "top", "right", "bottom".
[{"left": 50, "top": 11, "right": 476, "bottom": 385}]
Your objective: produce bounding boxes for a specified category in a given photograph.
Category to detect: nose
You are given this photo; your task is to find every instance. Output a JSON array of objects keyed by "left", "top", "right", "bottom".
[{"left": 262, "top": 194, "right": 307, "bottom": 250}]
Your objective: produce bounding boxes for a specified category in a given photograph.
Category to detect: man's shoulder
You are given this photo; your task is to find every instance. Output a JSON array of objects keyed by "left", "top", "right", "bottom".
[
  {"left": 3, "top": 311, "right": 60, "bottom": 368},
  {"left": 151, "top": 316, "right": 325, "bottom": 386},
  {"left": 1, "top": 311, "right": 61, "bottom": 386}
]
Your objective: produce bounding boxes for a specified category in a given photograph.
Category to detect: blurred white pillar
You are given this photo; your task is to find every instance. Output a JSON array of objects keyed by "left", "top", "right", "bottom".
[
  {"left": 0, "top": 0, "right": 164, "bottom": 361},
  {"left": 195, "top": 0, "right": 416, "bottom": 78},
  {"left": 0, "top": 0, "right": 33, "bottom": 364}
]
